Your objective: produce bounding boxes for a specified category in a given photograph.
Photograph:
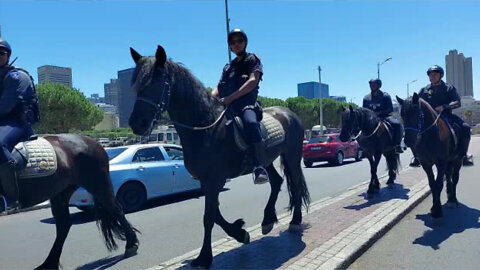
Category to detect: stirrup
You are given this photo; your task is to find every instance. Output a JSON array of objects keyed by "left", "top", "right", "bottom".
[{"left": 252, "top": 166, "right": 269, "bottom": 185}]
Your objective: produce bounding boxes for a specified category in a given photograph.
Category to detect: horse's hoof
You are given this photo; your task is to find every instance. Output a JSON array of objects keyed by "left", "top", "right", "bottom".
[
  {"left": 243, "top": 231, "right": 250, "bottom": 244},
  {"left": 262, "top": 223, "right": 274, "bottom": 235},
  {"left": 124, "top": 243, "right": 138, "bottom": 258},
  {"left": 431, "top": 216, "right": 443, "bottom": 225},
  {"left": 288, "top": 224, "right": 302, "bottom": 232},
  {"left": 366, "top": 192, "right": 375, "bottom": 199},
  {"left": 446, "top": 202, "right": 458, "bottom": 208},
  {"left": 387, "top": 183, "right": 394, "bottom": 189}
]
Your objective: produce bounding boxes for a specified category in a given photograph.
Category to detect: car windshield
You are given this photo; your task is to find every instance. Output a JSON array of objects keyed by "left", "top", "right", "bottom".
[
  {"left": 308, "top": 136, "right": 332, "bottom": 144},
  {"left": 105, "top": 147, "right": 128, "bottom": 160}
]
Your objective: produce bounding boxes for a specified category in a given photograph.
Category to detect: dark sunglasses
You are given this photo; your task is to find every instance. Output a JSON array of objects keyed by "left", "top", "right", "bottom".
[
  {"left": 229, "top": 39, "right": 245, "bottom": 45},
  {"left": 0, "top": 50, "right": 8, "bottom": 56}
]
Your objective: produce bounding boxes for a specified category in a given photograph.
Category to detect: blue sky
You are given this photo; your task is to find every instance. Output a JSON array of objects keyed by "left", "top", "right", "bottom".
[{"left": 1, "top": 0, "right": 479, "bottom": 105}]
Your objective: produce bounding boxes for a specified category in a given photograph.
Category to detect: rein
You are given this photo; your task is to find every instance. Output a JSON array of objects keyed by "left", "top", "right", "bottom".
[{"left": 404, "top": 104, "right": 442, "bottom": 136}]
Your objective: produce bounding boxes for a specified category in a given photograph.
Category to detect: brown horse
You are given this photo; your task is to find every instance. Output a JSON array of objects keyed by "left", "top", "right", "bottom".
[
  {"left": 396, "top": 93, "right": 470, "bottom": 221},
  {"left": 0, "top": 134, "right": 139, "bottom": 269}
]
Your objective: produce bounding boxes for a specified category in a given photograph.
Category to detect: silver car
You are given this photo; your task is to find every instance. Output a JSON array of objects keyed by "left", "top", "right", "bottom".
[{"left": 69, "top": 144, "right": 201, "bottom": 212}]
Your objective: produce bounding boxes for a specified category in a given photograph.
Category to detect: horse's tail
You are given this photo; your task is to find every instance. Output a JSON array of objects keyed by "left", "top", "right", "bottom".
[
  {"left": 281, "top": 154, "right": 311, "bottom": 212},
  {"left": 94, "top": 200, "right": 138, "bottom": 251},
  {"left": 385, "top": 151, "right": 401, "bottom": 175}
]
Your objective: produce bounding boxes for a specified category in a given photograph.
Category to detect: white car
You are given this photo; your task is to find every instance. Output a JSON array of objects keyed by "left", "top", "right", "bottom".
[{"left": 69, "top": 144, "right": 201, "bottom": 212}]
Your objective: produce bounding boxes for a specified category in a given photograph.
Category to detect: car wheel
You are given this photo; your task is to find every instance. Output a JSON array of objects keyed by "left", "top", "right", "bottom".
[
  {"left": 335, "top": 151, "right": 344, "bottom": 166},
  {"left": 116, "top": 182, "right": 146, "bottom": 213},
  {"left": 303, "top": 160, "right": 313, "bottom": 168},
  {"left": 355, "top": 148, "right": 363, "bottom": 161}
]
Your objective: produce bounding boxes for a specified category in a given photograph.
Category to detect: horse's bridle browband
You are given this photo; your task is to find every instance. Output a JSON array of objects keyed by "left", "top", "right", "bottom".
[{"left": 135, "top": 73, "right": 228, "bottom": 131}]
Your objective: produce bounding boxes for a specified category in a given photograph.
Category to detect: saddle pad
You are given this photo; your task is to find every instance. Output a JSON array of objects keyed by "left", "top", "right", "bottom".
[
  {"left": 262, "top": 113, "right": 286, "bottom": 148},
  {"left": 234, "top": 113, "right": 286, "bottom": 152},
  {"left": 17, "top": 137, "right": 57, "bottom": 179}
]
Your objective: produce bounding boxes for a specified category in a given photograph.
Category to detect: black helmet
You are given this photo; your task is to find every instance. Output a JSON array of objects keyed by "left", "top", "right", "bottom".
[
  {"left": 0, "top": 38, "right": 12, "bottom": 56},
  {"left": 427, "top": 65, "right": 444, "bottom": 77},
  {"left": 369, "top": 78, "right": 382, "bottom": 88},
  {"left": 228, "top": 28, "right": 248, "bottom": 45}
]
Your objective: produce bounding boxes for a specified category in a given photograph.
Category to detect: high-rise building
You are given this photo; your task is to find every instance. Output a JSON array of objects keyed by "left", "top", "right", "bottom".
[
  {"left": 37, "top": 65, "right": 73, "bottom": 87},
  {"left": 117, "top": 68, "right": 136, "bottom": 127},
  {"left": 297, "top": 82, "right": 329, "bottom": 99},
  {"left": 445, "top": 50, "right": 473, "bottom": 97},
  {"left": 104, "top": 78, "right": 119, "bottom": 108}
]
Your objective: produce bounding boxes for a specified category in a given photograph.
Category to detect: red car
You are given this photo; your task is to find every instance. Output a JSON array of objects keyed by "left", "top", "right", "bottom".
[{"left": 302, "top": 133, "right": 362, "bottom": 167}]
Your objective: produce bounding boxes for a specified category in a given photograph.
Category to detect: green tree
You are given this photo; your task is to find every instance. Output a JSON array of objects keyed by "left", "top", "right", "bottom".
[
  {"left": 35, "top": 83, "right": 104, "bottom": 133},
  {"left": 258, "top": 96, "right": 286, "bottom": 107}
]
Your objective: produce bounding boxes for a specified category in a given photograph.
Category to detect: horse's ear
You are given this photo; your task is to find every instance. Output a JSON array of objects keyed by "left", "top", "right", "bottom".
[
  {"left": 412, "top": 92, "right": 419, "bottom": 104},
  {"left": 155, "top": 45, "right": 167, "bottom": 67},
  {"left": 396, "top": 95, "right": 404, "bottom": 105},
  {"left": 130, "top": 47, "right": 142, "bottom": 64},
  {"left": 349, "top": 105, "right": 354, "bottom": 112}
]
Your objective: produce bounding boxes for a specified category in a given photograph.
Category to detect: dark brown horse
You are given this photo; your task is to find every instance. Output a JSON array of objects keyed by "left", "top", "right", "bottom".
[
  {"left": 0, "top": 134, "right": 139, "bottom": 269},
  {"left": 397, "top": 94, "right": 470, "bottom": 221},
  {"left": 339, "top": 106, "right": 401, "bottom": 198},
  {"left": 128, "top": 46, "right": 310, "bottom": 269}
]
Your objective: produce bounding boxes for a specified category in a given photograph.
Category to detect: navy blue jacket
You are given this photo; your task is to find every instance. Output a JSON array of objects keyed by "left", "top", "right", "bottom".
[
  {"left": 362, "top": 90, "right": 393, "bottom": 118},
  {"left": 418, "top": 81, "right": 460, "bottom": 115},
  {"left": 0, "top": 66, "right": 36, "bottom": 123},
  {"left": 217, "top": 52, "right": 263, "bottom": 111}
]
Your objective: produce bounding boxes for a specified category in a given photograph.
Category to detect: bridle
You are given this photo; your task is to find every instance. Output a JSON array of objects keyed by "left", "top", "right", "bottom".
[
  {"left": 347, "top": 110, "right": 382, "bottom": 140},
  {"left": 403, "top": 102, "right": 442, "bottom": 137}
]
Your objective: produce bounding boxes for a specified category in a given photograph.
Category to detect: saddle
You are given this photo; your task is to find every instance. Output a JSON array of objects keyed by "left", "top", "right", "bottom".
[
  {"left": 440, "top": 116, "right": 459, "bottom": 151},
  {"left": 11, "top": 136, "right": 58, "bottom": 179},
  {"left": 226, "top": 112, "right": 286, "bottom": 152}
]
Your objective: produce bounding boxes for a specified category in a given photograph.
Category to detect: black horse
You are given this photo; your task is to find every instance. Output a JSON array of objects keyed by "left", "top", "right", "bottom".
[
  {"left": 128, "top": 46, "right": 310, "bottom": 269},
  {"left": 339, "top": 106, "right": 401, "bottom": 198},
  {"left": 396, "top": 94, "right": 470, "bottom": 221},
  {"left": 0, "top": 134, "right": 139, "bottom": 269}
]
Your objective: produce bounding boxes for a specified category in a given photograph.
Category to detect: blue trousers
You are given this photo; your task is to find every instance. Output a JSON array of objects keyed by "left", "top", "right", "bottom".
[
  {"left": 240, "top": 108, "right": 262, "bottom": 144},
  {"left": 0, "top": 119, "right": 33, "bottom": 164}
]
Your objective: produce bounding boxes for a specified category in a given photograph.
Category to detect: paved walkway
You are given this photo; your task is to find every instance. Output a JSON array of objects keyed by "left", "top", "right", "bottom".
[{"left": 149, "top": 152, "right": 434, "bottom": 269}]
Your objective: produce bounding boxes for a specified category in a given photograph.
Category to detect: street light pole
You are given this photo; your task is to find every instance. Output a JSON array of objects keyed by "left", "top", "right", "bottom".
[
  {"left": 225, "top": 0, "right": 232, "bottom": 62},
  {"left": 377, "top": 57, "right": 392, "bottom": 79},
  {"left": 318, "top": 66, "right": 323, "bottom": 135},
  {"left": 407, "top": 79, "right": 417, "bottom": 97}
]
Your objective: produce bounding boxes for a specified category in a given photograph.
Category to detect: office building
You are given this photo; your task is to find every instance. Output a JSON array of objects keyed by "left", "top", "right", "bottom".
[{"left": 37, "top": 65, "right": 73, "bottom": 87}]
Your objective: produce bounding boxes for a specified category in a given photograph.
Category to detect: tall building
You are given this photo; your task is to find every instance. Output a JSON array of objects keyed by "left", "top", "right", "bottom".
[
  {"left": 330, "top": 96, "right": 347, "bottom": 103},
  {"left": 88, "top": 93, "right": 105, "bottom": 104},
  {"left": 117, "top": 68, "right": 136, "bottom": 127},
  {"left": 104, "top": 78, "right": 119, "bottom": 108},
  {"left": 445, "top": 50, "right": 473, "bottom": 97},
  {"left": 37, "top": 65, "right": 73, "bottom": 87},
  {"left": 297, "top": 82, "right": 329, "bottom": 99}
]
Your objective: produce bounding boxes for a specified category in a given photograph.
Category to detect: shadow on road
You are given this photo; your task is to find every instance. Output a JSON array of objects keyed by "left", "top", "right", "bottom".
[
  {"left": 176, "top": 228, "right": 307, "bottom": 269},
  {"left": 413, "top": 203, "right": 480, "bottom": 250},
  {"left": 75, "top": 254, "right": 126, "bottom": 270},
  {"left": 305, "top": 159, "right": 359, "bottom": 169},
  {"left": 40, "top": 188, "right": 228, "bottom": 225},
  {"left": 344, "top": 184, "right": 410, "bottom": 211}
]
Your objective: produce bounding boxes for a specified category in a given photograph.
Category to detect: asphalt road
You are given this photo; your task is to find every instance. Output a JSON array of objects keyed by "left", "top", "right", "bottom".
[{"left": 0, "top": 151, "right": 413, "bottom": 270}]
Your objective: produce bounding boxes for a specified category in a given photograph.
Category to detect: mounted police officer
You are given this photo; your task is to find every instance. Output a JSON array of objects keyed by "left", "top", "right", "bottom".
[
  {"left": 363, "top": 78, "right": 404, "bottom": 153},
  {"left": 0, "top": 38, "right": 38, "bottom": 212},
  {"left": 418, "top": 65, "right": 470, "bottom": 157},
  {"left": 211, "top": 29, "right": 268, "bottom": 184}
]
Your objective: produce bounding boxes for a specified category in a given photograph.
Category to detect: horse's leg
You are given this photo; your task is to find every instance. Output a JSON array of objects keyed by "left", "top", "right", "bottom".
[
  {"left": 385, "top": 151, "right": 399, "bottom": 188},
  {"left": 373, "top": 152, "right": 382, "bottom": 190},
  {"left": 36, "top": 186, "right": 77, "bottom": 270},
  {"left": 215, "top": 203, "right": 250, "bottom": 244},
  {"left": 191, "top": 180, "right": 220, "bottom": 269},
  {"left": 430, "top": 161, "right": 446, "bottom": 220},
  {"left": 261, "top": 164, "right": 283, "bottom": 235},
  {"left": 447, "top": 160, "right": 462, "bottom": 208}
]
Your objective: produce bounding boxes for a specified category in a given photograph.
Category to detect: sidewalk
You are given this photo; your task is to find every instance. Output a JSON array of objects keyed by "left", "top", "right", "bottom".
[{"left": 150, "top": 157, "right": 432, "bottom": 269}]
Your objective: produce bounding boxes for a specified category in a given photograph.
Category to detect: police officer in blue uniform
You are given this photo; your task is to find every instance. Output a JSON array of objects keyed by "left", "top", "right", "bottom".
[
  {"left": 418, "top": 65, "right": 470, "bottom": 156},
  {"left": 363, "top": 78, "right": 404, "bottom": 153},
  {"left": 0, "top": 38, "right": 37, "bottom": 212},
  {"left": 212, "top": 29, "right": 268, "bottom": 184}
]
